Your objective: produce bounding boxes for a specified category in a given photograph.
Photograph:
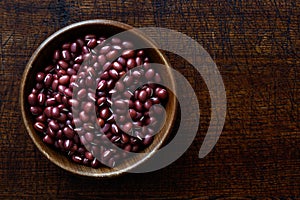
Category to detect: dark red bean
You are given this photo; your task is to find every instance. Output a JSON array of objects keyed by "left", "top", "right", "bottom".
[
  {"left": 59, "top": 75, "right": 70, "bottom": 85},
  {"left": 63, "top": 127, "right": 74, "bottom": 139},
  {"left": 74, "top": 55, "right": 83, "bottom": 64},
  {"left": 156, "top": 88, "right": 168, "bottom": 100},
  {"left": 126, "top": 58, "right": 136, "bottom": 69},
  {"left": 151, "top": 97, "right": 160, "bottom": 104},
  {"left": 129, "top": 109, "right": 137, "bottom": 119},
  {"left": 58, "top": 60, "right": 69, "bottom": 69},
  {"left": 51, "top": 107, "right": 60, "bottom": 118},
  {"left": 51, "top": 80, "right": 58, "bottom": 91},
  {"left": 43, "top": 135, "right": 54, "bottom": 145},
  {"left": 122, "top": 50, "right": 135, "bottom": 59},
  {"left": 64, "top": 88, "right": 73, "bottom": 97},
  {"left": 87, "top": 38, "right": 97, "bottom": 48},
  {"left": 46, "top": 127, "right": 56, "bottom": 138},
  {"left": 58, "top": 85, "right": 66, "bottom": 94},
  {"left": 43, "top": 106, "right": 52, "bottom": 118},
  {"left": 28, "top": 93, "right": 38, "bottom": 106},
  {"left": 68, "top": 99, "right": 79, "bottom": 108},
  {"left": 62, "top": 50, "right": 71, "bottom": 61},
  {"left": 109, "top": 69, "right": 119, "bottom": 80},
  {"left": 30, "top": 106, "right": 43, "bottom": 115},
  {"left": 138, "top": 90, "right": 148, "bottom": 102},
  {"left": 57, "top": 113, "right": 67, "bottom": 122},
  {"left": 134, "top": 100, "right": 143, "bottom": 112},
  {"left": 44, "top": 74, "right": 53, "bottom": 87},
  {"left": 44, "top": 65, "right": 54, "bottom": 73},
  {"left": 76, "top": 38, "right": 84, "bottom": 47},
  {"left": 62, "top": 43, "right": 71, "bottom": 50},
  {"left": 70, "top": 42, "right": 78, "bottom": 53},
  {"left": 112, "top": 61, "right": 123, "bottom": 71},
  {"left": 111, "top": 124, "right": 119, "bottom": 134},
  {"left": 117, "top": 57, "right": 126, "bottom": 66},
  {"left": 144, "top": 99, "right": 153, "bottom": 110},
  {"left": 100, "top": 107, "right": 110, "bottom": 119},
  {"left": 97, "top": 80, "right": 106, "bottom": 91},
  {"left": 53, "top": 50, "right": 60, "bottom": 60},
  {"left": 85, "top": 34, "right": 96, "bottom": 41},
  {"left": 97, "top": 118, "right": 105, "bottom": 127},
  {"left": 85, "top": 152, "right": 94, "bottom": 161},
  {"left": 143, "top": 134, "right": 154, "bottom": 146},
  {"left": 91, "top": 158, "right": 100, "bottom": 168},
  {"left": 136, "top": 57, "right": 142, "bottom": 66},
  {"left": 72, "top": 155, "right": 83, "bottom": 163},
  {"left": 36, "top": 72, "right": 45, "bottom": 82},
  {"left": 34, "top": 122, "right": 46, "bottom": 132},
  {"left": 137, "top": 50, "right": 145, "bottom": 57},
  {"left": 35, "top": 83, "right": 43, "bottom": 90},
  {"left": 124, "top": 144, "right": 131, "bottom": 152},
  {"left": 49, "top": 120, "right": 59, "bottom": 131},
  {"left": 64, "top": 139, "right": 73, "bottom": 150},
  {"left": 35, "top": 114, "right": 46, "bottom": 123}
]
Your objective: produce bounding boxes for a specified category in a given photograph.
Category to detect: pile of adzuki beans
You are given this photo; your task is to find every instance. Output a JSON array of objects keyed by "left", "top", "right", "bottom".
[{"left": 27, "top": 34, "right": 168, "bottom": 168}]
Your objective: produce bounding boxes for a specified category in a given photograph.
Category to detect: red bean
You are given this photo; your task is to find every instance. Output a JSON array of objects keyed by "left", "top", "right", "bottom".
[
  {"left": 156, "top": 88, "right": 168, "bottom": 100},
  {"left": 100, "top": 107, "right": 110, "bottom": 119},
  {"left": 58, "top": 60, "right": 69, "bottom": 69},
  {"left": 70, "top": 42, "right": 78, "bottom": 53},
  {"left": 34, "top": 122, "right": 46, "bottom": 132},
  {"left": 109, "top": 69, "right": 119, "bottom": 80},
  {"left": 62, "top": 50, "right": 71, "bottom": 61},
  {"left": 87, "top": 38, "right": 97, "bottom": 48},
  {"left": 126, "top": 58, "right": 136, "bottom": 69},
  {"left": 49, "top": 120, "right": 59, "bottom": 131},
  {"left": 97, "top": 80, "right": 106, "bottom": 91},
  {"left": 122, "top": 49, "right": 135, "bottom": 58},
  {"left": 63, "top": 127, "right": 74, "bottom": 139},
  {"left": 134, "top": 100, "right": 143, "bottom": 112},
  {"left": 138, "top": 90, "right": 148, "bottom": 102},
  {"left": 43, "top": 135, "right": 54, "bottom": 145},
  {"left": 44, "top": 74, "right": 53, "bottom": 87},
  {"left": 36, "top": 72, "right": 45, "bottom": 82},
  {"left": 28, "top": 93, "right": 38, "bottom": 106},
  {"left": 59, "top": 75, "right": 70, "bottom": 85},
  {"left": 30, "top": 106, "right": 43, "bottom": 115}
]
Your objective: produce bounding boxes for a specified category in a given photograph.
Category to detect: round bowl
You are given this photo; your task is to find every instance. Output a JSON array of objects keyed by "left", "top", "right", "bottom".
[{"left": 20, "top": 19, "right": 176, "bottom": 177}]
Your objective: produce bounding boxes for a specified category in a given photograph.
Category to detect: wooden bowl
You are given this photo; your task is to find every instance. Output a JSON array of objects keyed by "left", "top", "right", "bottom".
[{"left": 20, "top": 19, "right": 176, "bottom": 177}]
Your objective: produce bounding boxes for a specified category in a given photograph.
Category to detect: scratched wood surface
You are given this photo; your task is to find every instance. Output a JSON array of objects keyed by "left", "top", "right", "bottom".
[{"left": 0, "top": 0, "right": 299, "bottom": 199}]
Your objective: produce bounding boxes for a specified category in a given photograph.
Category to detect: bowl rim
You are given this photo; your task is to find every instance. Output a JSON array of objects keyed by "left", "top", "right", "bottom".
[{"left": 20, "top": 19, "right": 176, "bottom": 177}]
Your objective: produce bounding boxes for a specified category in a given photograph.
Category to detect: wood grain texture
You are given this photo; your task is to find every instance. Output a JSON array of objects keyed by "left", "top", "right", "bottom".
[{"left": 0, "top": 0, "right": 299, "bottom": 199}]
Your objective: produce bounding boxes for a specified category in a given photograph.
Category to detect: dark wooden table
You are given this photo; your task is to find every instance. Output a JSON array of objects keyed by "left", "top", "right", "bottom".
[{"left": 0, "top": 0, "right": 299, "bottom": 199}]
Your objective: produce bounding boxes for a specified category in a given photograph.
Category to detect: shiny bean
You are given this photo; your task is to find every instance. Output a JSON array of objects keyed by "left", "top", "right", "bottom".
[
  {"left": 34, "top": 122, "right": 46, "bottom": 132},
  {"left": 28, "top": 93, "right": 37, "bottom": 106}
]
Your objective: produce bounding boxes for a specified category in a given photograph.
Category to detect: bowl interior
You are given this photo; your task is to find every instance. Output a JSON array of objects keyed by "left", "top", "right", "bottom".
[{"left": 20, "top": 20, "right": 176, "bottom": 177}]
